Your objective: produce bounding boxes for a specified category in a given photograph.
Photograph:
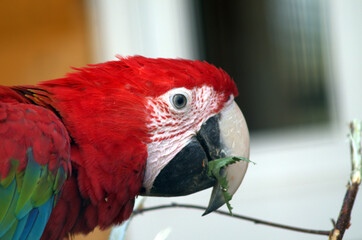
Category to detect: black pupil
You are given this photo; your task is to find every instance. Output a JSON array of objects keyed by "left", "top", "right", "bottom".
[{"left": 173, "top": 94, "right": 187, "bottom": 109}]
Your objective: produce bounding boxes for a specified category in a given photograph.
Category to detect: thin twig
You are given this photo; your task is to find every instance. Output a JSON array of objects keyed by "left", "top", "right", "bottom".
[
  {"left": 133, "top": 203, "right": 331, "bottom": 236},
  {"left": 132, "top": 121, "right": 362, "bottom": 239},
  {"left": 330, "top": 120, "right": 362, "bottom": 240}
]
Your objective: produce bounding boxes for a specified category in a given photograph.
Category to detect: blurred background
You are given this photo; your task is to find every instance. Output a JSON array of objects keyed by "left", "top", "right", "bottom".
[{"left": 1, "top": 0, "right": 361, "bottom": 239}]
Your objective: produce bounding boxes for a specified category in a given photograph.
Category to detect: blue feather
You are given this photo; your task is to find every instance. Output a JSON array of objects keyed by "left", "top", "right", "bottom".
[
  {"left": 18, "top": 209, "right": 38, "bottom": 240},
  {"left": 10, "top": 212, "right": 28, "bottom": 240},
  {"left": 26, "top": 196, "right": 54, "bottom": 240}
]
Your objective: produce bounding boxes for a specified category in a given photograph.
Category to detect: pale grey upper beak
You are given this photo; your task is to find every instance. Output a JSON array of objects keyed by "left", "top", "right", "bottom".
[{"left": 204, "top": 101, "right": 250, "bottom": 215}]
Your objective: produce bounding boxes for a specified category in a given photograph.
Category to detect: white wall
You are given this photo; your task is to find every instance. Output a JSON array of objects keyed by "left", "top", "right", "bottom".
[
  {"left": 328, "top": 0, "right": 362, "bottom": 125},
  {"left": 86, "top": 0, "right": 199, "bottom": 61},
  {"left": 84, "top": 0, "right": 362, "bottom": 239}
]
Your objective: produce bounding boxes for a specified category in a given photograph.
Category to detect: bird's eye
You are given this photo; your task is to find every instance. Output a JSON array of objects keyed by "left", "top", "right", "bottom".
[{"left": 172, "top": 94, "right": 187, "bottom": 109}]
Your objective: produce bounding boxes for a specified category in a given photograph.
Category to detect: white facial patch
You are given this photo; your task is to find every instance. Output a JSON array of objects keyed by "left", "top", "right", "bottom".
[{"left": 143, "top": 86, "right": 227, "bottom": 192}]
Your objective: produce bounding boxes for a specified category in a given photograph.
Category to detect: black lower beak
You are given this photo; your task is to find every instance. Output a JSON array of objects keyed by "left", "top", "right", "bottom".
[{"left": 141, "top": 115, "right": 221, "bottom": 196}]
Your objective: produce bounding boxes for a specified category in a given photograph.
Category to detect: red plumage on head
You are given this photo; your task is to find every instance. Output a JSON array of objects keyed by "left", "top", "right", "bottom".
[
  {"left": 44, "top": 55, "right": 237, "bottom": 97},
  {"left": 34, "top": 56, "right": 237, "bottom": 238}
]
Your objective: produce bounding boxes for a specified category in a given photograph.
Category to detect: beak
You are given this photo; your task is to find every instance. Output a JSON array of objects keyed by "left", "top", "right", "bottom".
[
  {"left": 141, "top": 101, "right": 250, "bottom": 214},
  {"left": 202, "top": 101, "right": 250, "bottom": 215}
]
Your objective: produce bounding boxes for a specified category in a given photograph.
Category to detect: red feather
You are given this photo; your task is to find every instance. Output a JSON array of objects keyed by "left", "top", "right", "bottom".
[{"left": 0, "top": 90, "right": 70, "bottom": 177}]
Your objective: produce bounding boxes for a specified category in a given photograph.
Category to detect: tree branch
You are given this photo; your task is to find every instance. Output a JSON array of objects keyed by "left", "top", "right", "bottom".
[
  {"left": 330, "top": 120, "right": 362, "bottom": 240},
  {"left": 132, "top": 121, "right": 361, "bottom": 239},
  {"left": 133, "top": 203, "right": 331, "bottom": 236}
]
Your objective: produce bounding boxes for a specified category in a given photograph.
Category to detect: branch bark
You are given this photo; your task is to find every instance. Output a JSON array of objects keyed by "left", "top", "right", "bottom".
[
  {"left": 132, "top": 121, "right": 361, "bottom": 239},
  {"left": 330, "top": 120, "right": 362, "bottom": 240},
  {"left": 133, "top": 203, "right": 331, "bottom": 236}
]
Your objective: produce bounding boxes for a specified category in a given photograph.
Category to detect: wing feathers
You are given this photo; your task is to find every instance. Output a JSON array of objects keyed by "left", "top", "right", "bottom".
[{"left": 0, "top": 100, "right": 71, "bottom": 239}]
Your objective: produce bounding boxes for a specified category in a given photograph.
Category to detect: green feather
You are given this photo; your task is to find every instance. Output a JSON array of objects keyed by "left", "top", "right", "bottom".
[
  {"left": 53, "top": 167, "right": 66, "bottom": 194},
  {"left": 1, "top": 218, "right": 17, "bottom": 240},
  {"left": 15, "top": 148, "right": 42, "bottom": 218},
  {"left": 0, "top": 184, "right": 18, "bottom": 237},
  {"left": 15, "top": 171, "right": 24, "bottom": 193},
  {"left": 31, "top": 168, "right": 54, "bottom": 207},
  {"left": 0, "top": 159, "right": 19, "bottom": 189},
  {"left": 0, "top": 180, "right": 16, "bottom": 223}
]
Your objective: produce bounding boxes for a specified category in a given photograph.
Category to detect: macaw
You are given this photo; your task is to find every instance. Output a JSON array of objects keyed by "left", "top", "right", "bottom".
[{"left": 0, "top": 56, "right": 250, "bottom": 239}]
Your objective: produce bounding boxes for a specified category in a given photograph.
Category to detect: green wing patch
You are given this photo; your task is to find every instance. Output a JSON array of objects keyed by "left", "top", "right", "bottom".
[{"left": 0, "top": 147, "right": 68, "bottom": 239}]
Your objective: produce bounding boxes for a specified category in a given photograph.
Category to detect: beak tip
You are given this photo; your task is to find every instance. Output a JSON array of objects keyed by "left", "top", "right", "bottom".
[
  {"left": 202, "top": 205, "right": 220, "bottom": 216},
  {"left": 203, "top": 185, "right": 226, "bottom": 216},
  {"left": 202, "top": 210, "right": 211, "bottom": 216}
]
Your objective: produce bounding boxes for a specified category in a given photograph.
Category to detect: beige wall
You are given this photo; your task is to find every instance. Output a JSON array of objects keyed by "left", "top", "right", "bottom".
[{"left": 0, "top": 0, "right": 90, "bottom": 86}]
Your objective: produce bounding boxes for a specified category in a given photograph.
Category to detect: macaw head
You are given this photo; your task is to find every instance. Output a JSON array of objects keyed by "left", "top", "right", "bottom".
[
  {"left": 40, "top": 56, "right": 250, "bottom": 216},
  {"left": 135, "top": 58, "right": 250, "bottom": 214}
]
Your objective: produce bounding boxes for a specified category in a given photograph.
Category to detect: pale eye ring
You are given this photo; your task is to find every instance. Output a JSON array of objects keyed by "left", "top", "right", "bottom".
[{"left": 172, "top": 94, "right": 187, "bottom": 109}]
